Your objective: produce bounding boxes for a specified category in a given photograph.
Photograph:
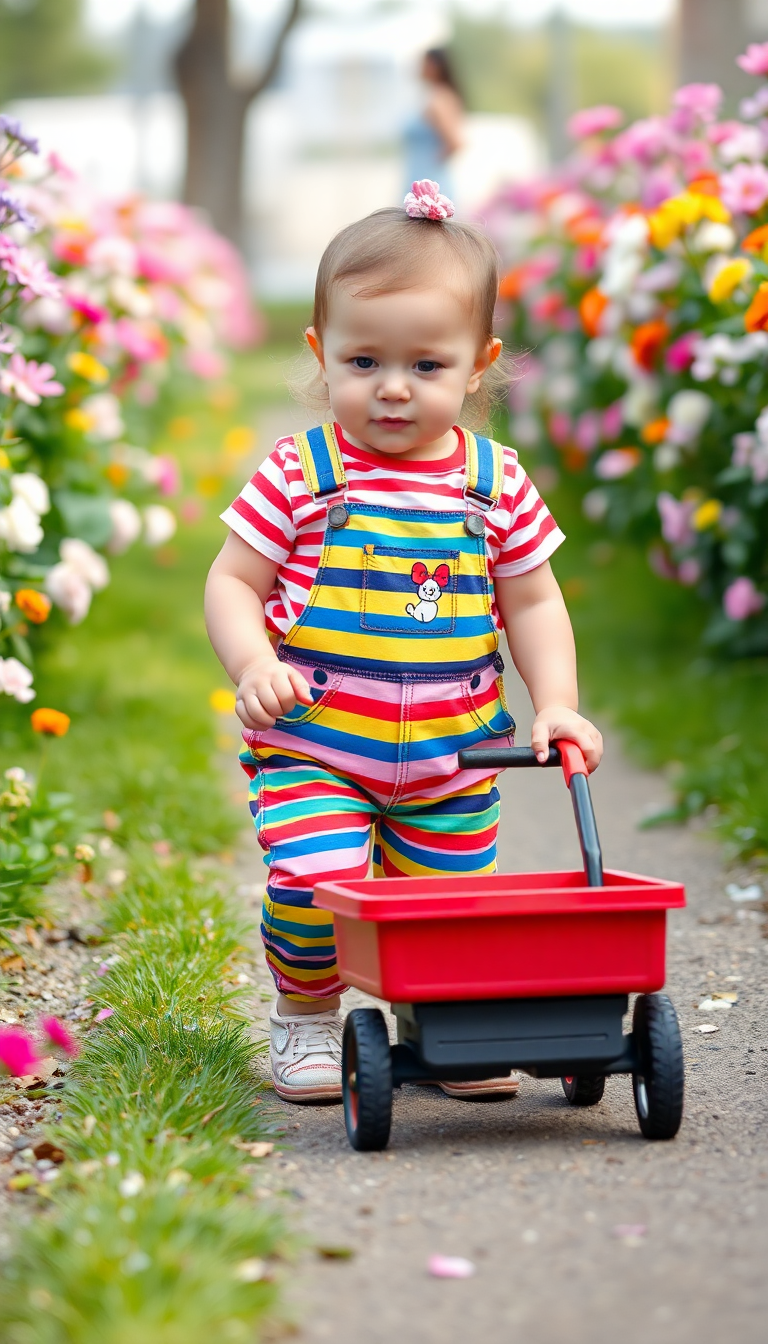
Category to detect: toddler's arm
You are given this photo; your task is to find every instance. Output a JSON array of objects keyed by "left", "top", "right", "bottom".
[
  {"left": 205, "top": 533, "right": 312, "bottom": 730},
  {"left": 495, "top": 561, "right": 603, "bottom": 772}
]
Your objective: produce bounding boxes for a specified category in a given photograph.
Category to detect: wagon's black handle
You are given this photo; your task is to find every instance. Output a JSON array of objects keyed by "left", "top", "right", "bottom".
[{"left": 458, "top": 742, "right": 604, "bottom": 888}]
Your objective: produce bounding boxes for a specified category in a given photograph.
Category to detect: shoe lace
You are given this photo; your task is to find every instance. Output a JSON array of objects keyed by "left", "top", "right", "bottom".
[{"left": 291, "top": 1018, "right": 342, "bottom": 1062}]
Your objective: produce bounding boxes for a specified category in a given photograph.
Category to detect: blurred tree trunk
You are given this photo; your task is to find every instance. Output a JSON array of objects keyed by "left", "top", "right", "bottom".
[
  {"left": 675, "top": 0, "right": 752, "bottom": 110},
  {"left": 175, "top": 0, "right": 302, "bottom": 244}
]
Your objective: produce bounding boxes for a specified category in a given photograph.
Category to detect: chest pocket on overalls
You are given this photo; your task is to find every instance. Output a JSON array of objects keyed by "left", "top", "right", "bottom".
[{"left": 360, "top": 545, "right": 459, "bottom": 636}]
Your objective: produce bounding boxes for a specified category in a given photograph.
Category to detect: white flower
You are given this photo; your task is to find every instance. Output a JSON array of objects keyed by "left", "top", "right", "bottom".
[
  {"left": 11, "top": 472, "right": 50, "bottom": 517},
  {"left": 20, "top": 296, "right": 74, "bottom": 336},
  {"left": 87, "top": 235, "right": 138, "bottom": 278},
  {"left": 4, "top": 767, "right": 26, "bottom": 782},
  {"left": 654, "top": 443, "right": 681, "bottom": 472},
  {"left": 625, "top": 293, "right": 657, "bottom": 323},
  {"left": 636, "top": 259, "right": 683, "bottom": 291},
  {"left": 667, "top": 390, "right": 712, "bottom": 443},
  {"left": 107, "top": 499, "right": 142, "bottom": 555},
  {"left": 582, "top": 489, "right": 609, "bottom": 521},
  {"left": 586, "top": 337, "right": 617, "bottom": 369},
  {"left": 0, "top": 656, "right": 35, "bottom": 703},
  {"left": 59, "top": 538, "right": 109, "bottom": 591},
  {"left": 81, "top": 393, "right": 124, "bottom": 443},
  {"left": 109, "top": 276, "right": 153, "bottom": 319},
  {"left": 547, "top": 373, "right": 578, "bottom": 407},
  {"left": 621, "top": 377, "right": 658, "bottom": 428},
  {"left": 118, "top": 1171, "right": 145, "bottom": 1198},
  {"left": 0, "top": 590, "right": 11, "bottom": 613},
  {"left": 690, "top": 221, "right": 736, "bottom": 254},
  {"left": 0, "top": 496, "right": 44, "bottom": 552},
  {"left": 601, "top": 251, "right": 644, "bottom": 299},
  {"left": 143, "top": 505, "right": 176, "bottom": 547},
  {"left": 45, "top": 563, "right": 92, "bottom": 624}
]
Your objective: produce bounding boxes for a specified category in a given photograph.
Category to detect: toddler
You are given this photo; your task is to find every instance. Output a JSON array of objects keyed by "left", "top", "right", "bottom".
[{"left": 205, "top": 179, "right": 602, "bottom": 1104}]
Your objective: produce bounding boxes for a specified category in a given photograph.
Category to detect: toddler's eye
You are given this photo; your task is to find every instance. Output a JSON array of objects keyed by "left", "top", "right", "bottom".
[
  {"left": 351, "top": 356, "right": 376, "bottom": 369},
  {"left": 415, "top": 360, "right": 440, "bottom": 373}
]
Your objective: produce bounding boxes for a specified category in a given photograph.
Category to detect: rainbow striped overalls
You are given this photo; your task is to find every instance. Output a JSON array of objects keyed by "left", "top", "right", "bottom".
[{"left": 240, "top": 424, "right": 516, "bottom": 1000}]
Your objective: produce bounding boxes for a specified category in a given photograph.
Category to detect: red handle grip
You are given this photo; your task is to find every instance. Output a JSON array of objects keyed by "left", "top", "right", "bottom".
[{"left": 556, "top": 739, "right": 588, "bottom": 789}]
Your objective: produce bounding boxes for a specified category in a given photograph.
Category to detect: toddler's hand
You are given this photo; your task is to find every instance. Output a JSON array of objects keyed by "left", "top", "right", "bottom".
[
  {"left": 236, "top": 655, "right": 313, "bottom": 730},
  {"left": 531, "top": 706, "right": 603, "bottom": 773}
]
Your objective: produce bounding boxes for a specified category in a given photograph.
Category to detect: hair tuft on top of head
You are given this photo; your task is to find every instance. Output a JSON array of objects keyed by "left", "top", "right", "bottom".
[{"left": 404, "top": 179, "right": 455, "bottom": 221}]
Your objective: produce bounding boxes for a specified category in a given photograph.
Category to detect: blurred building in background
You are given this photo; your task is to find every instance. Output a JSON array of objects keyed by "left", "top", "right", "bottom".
[{"left": 5, "top": 0, "right": 768, "bottom": 298}]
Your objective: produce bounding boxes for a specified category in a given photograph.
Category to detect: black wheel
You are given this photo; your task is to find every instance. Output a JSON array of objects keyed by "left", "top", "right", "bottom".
[
  {"left": 561, "top": 1074, "right": 606, "bottom": 1106},
  {"left": 342, "top": 1008, "right": 392, "bottom": 1151},
  {"left": 632, "top": 993, "right": 684, "bottom": 1140}
]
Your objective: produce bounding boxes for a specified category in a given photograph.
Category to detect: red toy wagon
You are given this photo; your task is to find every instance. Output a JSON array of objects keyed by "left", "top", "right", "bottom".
[{"left": 313, "top": 743, "right": 686, "bottom": 1151}]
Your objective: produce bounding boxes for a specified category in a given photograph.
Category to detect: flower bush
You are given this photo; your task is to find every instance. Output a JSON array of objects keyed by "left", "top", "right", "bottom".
[
  {"left": 0, "top": 117, "right": 259, "bottom": 699},
  {"left": 0, "top": 765, "right": 78, "bottom": 929},
  {"left": 487, "top": 52, "right": 768, "bottom": 654}
]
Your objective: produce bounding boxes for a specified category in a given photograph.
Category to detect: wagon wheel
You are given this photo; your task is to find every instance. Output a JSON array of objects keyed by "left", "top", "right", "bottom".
[
  {"left": 631, "top": 993, "right": 684, "bottom": 1140},
  {"left": 561, "top": 1074, "right": 606, "bottom": 1106},
  {"left": 342, "top": 1008, "right": 392, "bottom": 1151}
]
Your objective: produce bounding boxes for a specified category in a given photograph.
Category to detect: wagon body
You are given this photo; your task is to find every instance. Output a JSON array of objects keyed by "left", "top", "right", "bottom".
[{"left": 313, "top": 867, "right": 686, "bottom": 1003}]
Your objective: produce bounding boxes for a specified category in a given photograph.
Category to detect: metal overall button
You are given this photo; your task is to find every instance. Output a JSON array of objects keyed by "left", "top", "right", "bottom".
[
  {"left": 465, "top": 511, "right": 485, "bottom": 538},
  {"left": 328, "top": 503, "right": 349, "bottom": 529}
]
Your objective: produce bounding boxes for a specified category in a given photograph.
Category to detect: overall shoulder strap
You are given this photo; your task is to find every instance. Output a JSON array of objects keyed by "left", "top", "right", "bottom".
[
  {"left": 463, "top": 430, "right": 504, "bottom": 509},
  {"left": 293, "top": 423, "right": 348, "bottom": 499}
]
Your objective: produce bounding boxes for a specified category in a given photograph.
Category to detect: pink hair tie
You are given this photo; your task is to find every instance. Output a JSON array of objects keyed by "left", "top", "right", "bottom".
[{"left": 404, "top": 179, "right": 455, "bottom": 221}]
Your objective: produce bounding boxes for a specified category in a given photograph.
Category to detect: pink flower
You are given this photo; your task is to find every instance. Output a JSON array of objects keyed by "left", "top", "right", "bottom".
[
  {"left": 601, "top": 403, "right": 623, "bottom": 442},
  {"left": 665, "top": 332, "right": 700, "bottom": 374},
  {"left": 153, "top": 455, "right": 180, "bottom": 496},
  {"left": 574, "top": 411, "right": 601, "bottom": 453},
  {"left": 720, "top": 162, "right": 768, "bottom": 213},
  {"left": 65, "top": 293, "right": 108, "bottom": 325},
  {"left": 567, "top": 106, "right": 623, "bottom": 140},
  {"left": 723, "top": 576, "right": 766, "bottom": 621},
  {"left": 657, "top": 492, "right": 695, "bottom": 546},
  {"left": 184, "top": 348, "right": 226, "bottom": 380},
  {"left": 94, "top": 1007, "right": 114, "bottom": 1022},
  {"left": 40, "top": 1016, "right": 80, "bottom": 1057},
  {"left": 0, "top": 353, "right": 64, "bottom": 406},
  {"left": 737, "top": 43, "right": 768, "bottom": 76},
  {"left": 403, "top": 179, "right": 455, "bottom": 221},
  {"left": 0, "top": 657, "right": 35, "bottom": 703},
  {"left": 614, "top": 118, "right": 670, "bottom": 165},
  {"left": 0, "top": 1027, "right": 41, "bottom": 1077},
  {"left": 594, "top": 448, "right": 641, "bottom": 479},
  {"left": 548, "top": 411, "right": 572, "bottom": 446},
  {"left": 678, "top": 558, "right": 701, "bottom": 586},
  {"left": 3, "top": 250, "right": 61, "bottom": 301},
  {"left": 672, "top": 83, "right": 723, "bottom": 125}
]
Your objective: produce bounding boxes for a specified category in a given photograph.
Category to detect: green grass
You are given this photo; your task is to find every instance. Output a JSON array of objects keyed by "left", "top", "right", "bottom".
[{"left": 548, "top": 485, "right": 768, "bottom": 861}]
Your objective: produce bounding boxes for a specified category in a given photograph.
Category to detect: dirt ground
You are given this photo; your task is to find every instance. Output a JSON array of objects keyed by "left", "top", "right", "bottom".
[{"left": 230, "top": 676, "right": 768, "bottom": 1344}]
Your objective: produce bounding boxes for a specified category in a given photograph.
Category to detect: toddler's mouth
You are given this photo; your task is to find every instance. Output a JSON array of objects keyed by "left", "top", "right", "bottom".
[{"left": 374, "top": 417, "right": 412, "bottom": 429}]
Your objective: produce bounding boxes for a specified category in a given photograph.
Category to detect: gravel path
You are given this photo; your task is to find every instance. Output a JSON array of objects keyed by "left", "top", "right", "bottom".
[{"left": 229, "top": 672, "right": 768, "bottom": 1344}]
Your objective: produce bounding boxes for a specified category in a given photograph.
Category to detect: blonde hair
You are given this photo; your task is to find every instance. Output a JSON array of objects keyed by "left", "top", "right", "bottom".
[{"left": 288, "top": 207, "right": 513, "bottom": 432}]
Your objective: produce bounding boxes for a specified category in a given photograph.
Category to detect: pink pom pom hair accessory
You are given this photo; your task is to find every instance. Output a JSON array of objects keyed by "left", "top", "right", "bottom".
[{"left": 403, "top": 179, "right": 455, "bottom": 221}]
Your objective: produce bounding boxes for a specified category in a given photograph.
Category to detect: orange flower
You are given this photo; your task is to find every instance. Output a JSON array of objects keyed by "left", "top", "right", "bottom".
[
  {"left": 579, "top": 287, "right": 609, "bottom": 338},
  {"left": 31, "top": 708, "right": 70, "bottom": 737},
  {"left": 630, "top": 319, "right": 669, "bottom": 371},
  {"left": 641, "top": 418, "right": 671, "bottom": 445},
  {"left": 741, "top": 223, "right": 768, "bottom": 257},
  {"left": 686, "top": 172, "right": 720, "bottom": 197},
  {"left": 745, "top": 281, "right": 768, "bottom": 332},
  {"left": 106, "top": 462, "right": 130, "bottom": 487},
  {"left": 15, "top": 589, "right": 51, "bottom": 624},
  {"left": 566, "top": 213, "right": 604, "bottom": 246},
  {"left": 498, "top": 266, "right": 529, "bottom": 301}
]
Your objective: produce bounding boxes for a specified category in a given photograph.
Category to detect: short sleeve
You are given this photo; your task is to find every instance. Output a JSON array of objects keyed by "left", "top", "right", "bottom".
[
  {"left": 220, "top": 441, "right": 297, "bottom": 565},
  {"left": 492, "top": 455, "right": 565, "bottom": 578}
]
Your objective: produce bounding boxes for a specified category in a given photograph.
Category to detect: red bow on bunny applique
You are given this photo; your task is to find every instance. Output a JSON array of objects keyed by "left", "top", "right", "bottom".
[{"left": 411, "top": 562, "right": 451, "bottom": 589}]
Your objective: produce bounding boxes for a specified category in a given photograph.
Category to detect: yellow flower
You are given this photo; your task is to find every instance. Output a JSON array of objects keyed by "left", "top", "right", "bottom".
[
  {"left": 196, "top": 475, "right": 223, "bottom": 499},
  {"left": 106, "top": 462, "right": 130, "bottom": 487},
  {"left": 648, "top": 192, "right": 731, "bottom": 249},
  {"left": 15, "top": 589, "right": 51, "bottom": 624},
  {"left": 0, "top": 449, "right": 10, "bottom": 470},
  {"left": 223, "top": 426, "right": 257, "bottom": 458},
  {"left": 209, "top": 688, "right": 236, "bottom": 714},
  {"left": 708, "top": 259, "right": 752, "bottom": 303},
  {"left": 692, "top": 499, "right": 723, "bottom": 530},
  {"left": 64, "top": 408, "right": 95, "bottom": 433},
  {"left": 168, "top": 416, "right": 197, "bottom": 441},
  {"left": 67, "top": 351, "right": 109, "bottom": 385}
]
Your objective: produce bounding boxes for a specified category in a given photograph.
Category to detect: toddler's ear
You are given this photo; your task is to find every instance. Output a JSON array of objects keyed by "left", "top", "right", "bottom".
[
  {"left": 305, "top": 327, "right": 326, "bottom": 371},
  {"left": 466, "top": 337, "right": 502, "bottom": 393}
]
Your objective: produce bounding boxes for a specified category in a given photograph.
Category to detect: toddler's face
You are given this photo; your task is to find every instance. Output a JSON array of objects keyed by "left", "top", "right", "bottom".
[{"left": 307, "top": 282, "right": 498, "bottom": 459}]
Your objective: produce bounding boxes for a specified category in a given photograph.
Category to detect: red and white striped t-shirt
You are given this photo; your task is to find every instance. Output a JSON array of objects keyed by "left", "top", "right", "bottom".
[{"left": 221, "top": 424, "right": 564, "bottom": 638}]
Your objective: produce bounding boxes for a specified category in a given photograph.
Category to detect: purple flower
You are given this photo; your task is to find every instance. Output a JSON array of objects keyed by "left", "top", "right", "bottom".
[
  {"left": 1, "top": 247, "right": 60, "bottom": 300},
  {"left": 0, "top": 116, "right": 39, "bottom": 154},
  {"left": 721, "top": 162, "right": 768, "bottom": 214},
  {"left": 567, "top": 105, "right": 624, "bottom": 140},
  {"left": 737, "top": 43, "right": 768, "bottom": 76},
  {"left": 657, "top": 492, "right": 695, "bottom": 546},
  {"left": 723, "top": 576, "right": 766, "bottom": 621},
  {"left": 0, "top": 190, "right": 37, "bottom": 231}
]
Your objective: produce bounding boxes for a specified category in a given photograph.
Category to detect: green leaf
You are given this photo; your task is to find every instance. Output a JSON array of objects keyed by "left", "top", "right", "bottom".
[
  {"left": 53, "top": 490, "right": 113, "bottom": 547},
  {"left": 9, "top": 632, "right": 33, "bottom": 666}
]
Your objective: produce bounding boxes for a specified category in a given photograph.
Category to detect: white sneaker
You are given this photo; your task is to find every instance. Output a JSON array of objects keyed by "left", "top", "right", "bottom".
[{"left": 269, "top": 1002, "right": 343, "bottom": 1103}]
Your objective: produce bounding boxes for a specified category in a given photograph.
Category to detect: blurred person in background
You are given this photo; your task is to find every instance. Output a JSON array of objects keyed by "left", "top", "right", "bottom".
[{"left": 403, "top": 48, "right": 464, "bottom": 198}]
